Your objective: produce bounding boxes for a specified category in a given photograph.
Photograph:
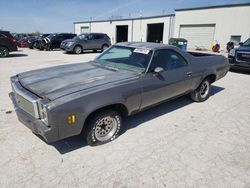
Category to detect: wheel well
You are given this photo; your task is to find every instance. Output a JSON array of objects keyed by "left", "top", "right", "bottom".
[
  {"left": 74, "top": 45, "right": 82, "bottom": 49},
  {"left": 102, "top": 44, "right": 109, "bottom": 47},
  {"left": 204, "top": 74, "right": 216, "bottom": 83},
  {"left": 84, "top": 104, "right": 128, "bottom": 126},
  {"left": 0, "top": 45, "right": 9, "bottom": 50}
]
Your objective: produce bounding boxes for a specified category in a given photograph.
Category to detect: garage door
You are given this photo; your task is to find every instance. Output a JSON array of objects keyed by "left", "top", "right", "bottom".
[{"left": 179, "top": 25, "right": 215, "bottom": 50}]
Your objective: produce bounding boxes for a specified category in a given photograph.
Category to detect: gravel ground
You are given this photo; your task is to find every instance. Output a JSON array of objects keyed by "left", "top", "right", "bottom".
[{"left": 0, "top": 48, "right": 249, "bottom": 188}]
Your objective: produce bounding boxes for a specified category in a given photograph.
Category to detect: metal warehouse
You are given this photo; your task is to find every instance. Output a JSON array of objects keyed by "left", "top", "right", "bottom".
[{"left": 74, "top": 3, "right": 250, "bottom": 51}]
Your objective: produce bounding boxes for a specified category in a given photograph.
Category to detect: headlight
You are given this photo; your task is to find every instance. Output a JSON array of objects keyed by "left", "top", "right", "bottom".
[
  {"left": 229, "top": 49, "right": 235, "bottom": 57},
  {"left": 66, "top": 42, "right": 74, "bottom": 46},
  {"left": 38, "top": 102, "right": 48, "bottom": 125}
]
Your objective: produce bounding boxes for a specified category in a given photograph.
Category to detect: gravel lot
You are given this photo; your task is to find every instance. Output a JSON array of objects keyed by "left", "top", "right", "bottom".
[{"left": 0, "top": 48, "right": 250, "bottom": 188}]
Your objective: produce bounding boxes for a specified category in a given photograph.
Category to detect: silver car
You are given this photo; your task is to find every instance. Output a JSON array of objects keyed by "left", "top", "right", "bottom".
[{"left": 61, "top": 33, "right": 111, "bottom": 54}]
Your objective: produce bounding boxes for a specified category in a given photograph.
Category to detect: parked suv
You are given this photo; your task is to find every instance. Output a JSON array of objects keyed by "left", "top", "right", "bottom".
[
  {"left": 60, "top": 33, "right": 111, "bottom": 54},
  {"left": 0, "top": 31, "right": 17, "bottom": 57},
  {"left": 228, "top": 38, "right": 250, "bottom": 71},
  {"left": 43, "top": 33, "right": 76, "bottom": 51}
]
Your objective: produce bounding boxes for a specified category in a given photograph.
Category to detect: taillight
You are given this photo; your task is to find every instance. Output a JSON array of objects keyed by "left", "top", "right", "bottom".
[{"left": 11, "top": 38, "right": 17, "bottom": 43}]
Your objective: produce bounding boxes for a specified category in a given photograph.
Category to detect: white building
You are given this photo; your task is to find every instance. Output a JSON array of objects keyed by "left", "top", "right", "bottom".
[{"left": 74, "top": 3, "right": 250, "bottom": 51}]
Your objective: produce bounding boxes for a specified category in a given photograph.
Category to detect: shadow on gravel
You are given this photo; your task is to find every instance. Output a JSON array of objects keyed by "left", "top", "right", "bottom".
[
  {"left": 51, "top": 85, "right": 224, "bottom": 154},
  {"left": 7, "top": 54, "right": 28, "bottom": 58}
]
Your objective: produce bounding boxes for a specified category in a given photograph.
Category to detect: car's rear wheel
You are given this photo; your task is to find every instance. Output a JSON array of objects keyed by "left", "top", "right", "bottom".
[
  {"left": 84, "top": 110, "right": 122, "bottom": 146},
  {"left": 0, "top": 46, "right": 9, "bottom": 58},
  {"left": 190, "top": 79, "right": 211, "bottom": 102},
  {"left": 73, "top": 45, "right": 82, "bottom": 54},
  {"left": 101, "top": 44, "right": 109, "bottom": 51}
]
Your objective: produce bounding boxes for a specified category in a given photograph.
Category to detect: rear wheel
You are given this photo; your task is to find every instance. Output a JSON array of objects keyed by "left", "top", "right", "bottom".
[
  {"left": 84, "top": 110, "right": 122, "bottom": 146},
  {"left": 0, "top": 46, "right": 9, "bottom": 58},
  {"left": 190, "top": 79, "right": 211, "bottom": 102},
  {"left": 74, "top": 45, "right": 82, "bottom": 54},
  {"left": 101, "top": 44, "right": 109, "bottom": 51}
]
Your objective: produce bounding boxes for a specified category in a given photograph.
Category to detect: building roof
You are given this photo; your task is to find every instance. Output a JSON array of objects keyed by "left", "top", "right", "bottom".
[
  {"left": 74, "top": 3, "right": 250, "bottom": 24},
  {"left": 175, "top": 3, "right": 250, "bottom": 11},
  {"left": 74, "top": 14, "right": 174, "bottom": 24}
]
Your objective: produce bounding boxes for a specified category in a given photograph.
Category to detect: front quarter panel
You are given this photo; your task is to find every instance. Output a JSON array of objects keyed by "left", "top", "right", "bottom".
[{"left": 48, "top": 75, "right": 142, "bottom": 140}]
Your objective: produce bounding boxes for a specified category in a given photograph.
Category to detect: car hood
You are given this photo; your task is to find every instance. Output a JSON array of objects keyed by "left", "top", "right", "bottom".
[
  {"left": 17, "top": 62, "right": 138, "bottom": 100},
  {"left": 237, "top": 46, "right": 250, "bottom": 51}
]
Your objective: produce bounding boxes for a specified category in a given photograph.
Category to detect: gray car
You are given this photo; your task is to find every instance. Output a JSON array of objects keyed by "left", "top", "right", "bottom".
[
  {"left": 9, "top": 42, "right": 229, "bottom": 146},
  {"left": 61, "top": 33, "right": 111, "bottom": 54}
]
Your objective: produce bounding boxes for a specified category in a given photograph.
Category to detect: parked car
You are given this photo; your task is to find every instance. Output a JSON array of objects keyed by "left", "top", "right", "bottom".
[
  {"left": 42, "top": 33, "right": 76, "bottom": 51},
  {"left": 0, "top": 31, "right": 17, "bottom": 57},
  {"left": 228, "top": 38, "right": 250, "bottom": 71},
  {"left": 9, "top": 42, "right": 229, "bottom": 145},
  {"left": 33, "top": 34, "right": 51, "bottom": 50},
  {"left": 17, "top": 36, "right": 36, "bottom": 48},
  {"left": 12, "top": 33, "right": 28, "bottom": 41},
  {"left": 60, "top": 33, "right": 111, "bottom": 54}
]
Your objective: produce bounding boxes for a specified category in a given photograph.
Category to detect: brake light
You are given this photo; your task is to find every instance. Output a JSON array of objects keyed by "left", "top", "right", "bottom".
[{"left": 11, "top": 38, "right": 17, "bottom": 43}]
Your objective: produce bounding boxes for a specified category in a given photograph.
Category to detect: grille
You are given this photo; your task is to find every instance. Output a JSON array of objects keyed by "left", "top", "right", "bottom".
[
  {"left": 12, "top": 82, "right": 40, "bottom": 118},
  {"left": 236, "top": 51, "right": 250, "bottom": 62}
]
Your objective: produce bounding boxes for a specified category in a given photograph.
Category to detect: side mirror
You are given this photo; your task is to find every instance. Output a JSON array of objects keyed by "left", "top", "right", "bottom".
[
  {"left": 239, "top": 42, "right": 243, "bottom": 46},
  {"left": 154, "top": 67, "right": 164, "bottom": 74}
]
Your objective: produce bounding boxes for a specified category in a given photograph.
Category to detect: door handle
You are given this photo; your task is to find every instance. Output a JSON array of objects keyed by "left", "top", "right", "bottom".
[{"left": 186, "top": 72, "right": 192, "bottom": 77}]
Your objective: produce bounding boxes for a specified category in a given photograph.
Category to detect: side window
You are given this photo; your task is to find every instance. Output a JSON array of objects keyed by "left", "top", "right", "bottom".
[
  {"left": 150, "top": 49, "right": 187, "bottom": 71},
  {"left": 94, "top": 34, "right": 103, "bottom": 40},
  {"left": 87, "top": 34, "right": 94, "bottom": 40},
  {"left": 0, "top": 34, "right": 6, "bottom": 38}
]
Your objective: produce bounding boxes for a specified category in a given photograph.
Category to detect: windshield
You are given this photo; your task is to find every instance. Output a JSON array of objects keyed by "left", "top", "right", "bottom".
[
  {"left": 73, "top": 34, "right": 86, "bottom": 40},
  {"left": 243, "top": 38, "right": 250, "bottom": 47},
  {"left": 95, "top": 46, "right": 152, "bottom": 72}
]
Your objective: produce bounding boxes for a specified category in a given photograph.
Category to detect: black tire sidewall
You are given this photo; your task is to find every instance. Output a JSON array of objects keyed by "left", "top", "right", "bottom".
[
  {"left": 86, "top": 110, "right": 122, "bottom": 146},
  {"left": 101, "top": 44, "right": 108, "bottom": 51},
  {"left": 0, "top": 47, "right": 9, "bottom": 57}
]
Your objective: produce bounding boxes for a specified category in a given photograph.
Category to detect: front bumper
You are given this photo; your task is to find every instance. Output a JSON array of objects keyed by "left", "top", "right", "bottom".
[
  {"left": 9, "top": 92, "right": 59, "bottom": 143},
  {"left": 60, "top": 43, "right": 74, "bottom": 52},
  {"left": 228, "top": 57, "right": 250, "bottom": 70}
]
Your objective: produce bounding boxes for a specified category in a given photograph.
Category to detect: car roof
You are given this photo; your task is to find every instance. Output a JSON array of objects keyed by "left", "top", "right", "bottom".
[
  {"left": 115, "top": 42, "right": 175, "bottom": 50},
  {"left": 80, "top": 32, "right": 106, "bottom": 35}
]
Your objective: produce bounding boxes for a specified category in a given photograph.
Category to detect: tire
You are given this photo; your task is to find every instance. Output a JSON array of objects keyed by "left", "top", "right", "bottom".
[
  {"left": 93, "top": 49, "right": 98, "bottom": 53},
  {"left": 84, "top": 110, "right": 122, "bottom": 146},
  {"left": 190, "top": 79, "right": 211, "bottom": 102},
  {"left": 101, "top": 44, "right": 109, "bottom": 51},
  {"left": 73, "top": 45, "right": 82, "bottom": 54},
  {"left": 0, "top": 46, "right": 9, "bottom": 58}
]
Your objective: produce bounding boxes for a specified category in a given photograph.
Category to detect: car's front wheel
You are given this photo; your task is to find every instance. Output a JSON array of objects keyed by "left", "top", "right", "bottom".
[
  {"left": 84, "top": 110, "right": 122, "bottom": 146},
  {"left": 101, "top": 44, "right": 109, "bottom": 51},
  {"left": 73, "top": 45, "right": 82, "bottom": 54},
  {"left": 190, "top": 79, "right": 211, "bottom": 102},
  {"left": 0, "top": 46, "right": 9, "bottom": 58}
]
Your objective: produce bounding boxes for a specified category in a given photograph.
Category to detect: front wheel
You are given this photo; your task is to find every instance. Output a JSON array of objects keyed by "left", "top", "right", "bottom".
[
  {"left": 190, "top": 79, "right": 211, "bottom": 102},
  {"left": 84, "top": 110, "right": 122, "bottom": 146},
  {"left": 73, "top": 46, "right": 82, "bottom": 54},
  {"left": 0, "top": 46, "right": 9, "bottom": 58}
]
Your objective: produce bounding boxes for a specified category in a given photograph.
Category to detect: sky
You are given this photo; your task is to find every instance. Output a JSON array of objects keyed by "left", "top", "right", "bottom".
[{"left": 0, "top": 0, "right": 249, "bottom": 33}]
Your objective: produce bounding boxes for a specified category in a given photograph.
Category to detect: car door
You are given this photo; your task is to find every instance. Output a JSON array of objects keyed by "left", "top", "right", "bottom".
[
  {"left": 140, "top": 49, "right": 194, "bottom": 109},
  {"left": 83, "top": 34, "right": 95, "bottom": 50}
]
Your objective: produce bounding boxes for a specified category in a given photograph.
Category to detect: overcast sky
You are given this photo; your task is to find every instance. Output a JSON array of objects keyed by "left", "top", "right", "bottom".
[{"left": 0, "top": 0, "right": 249, "bottom": 33}]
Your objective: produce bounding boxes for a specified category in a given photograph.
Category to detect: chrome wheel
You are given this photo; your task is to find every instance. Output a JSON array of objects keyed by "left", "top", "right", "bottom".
[
  {"left": 74, "top": 46, "right": 82, "bottom": 54},
  {"left": 94, "top": 116, "right": 118, "bottom": 142},
  {"left": 200, "top": 81, "right": 210, "bottom": 98},
  {"left": 102, "top": 45, "right": 108, "bottom": 51}
]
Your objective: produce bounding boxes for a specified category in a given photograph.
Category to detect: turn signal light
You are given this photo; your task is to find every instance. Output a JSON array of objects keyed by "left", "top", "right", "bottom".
[{"left": 68, "top": 115, "right": 76, "bottom": 124}]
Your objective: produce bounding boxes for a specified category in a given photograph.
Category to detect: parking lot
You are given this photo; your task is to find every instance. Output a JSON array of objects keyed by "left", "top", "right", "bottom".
[{"left": 0, "top": 48, "right": 250, "bottom": 188}]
